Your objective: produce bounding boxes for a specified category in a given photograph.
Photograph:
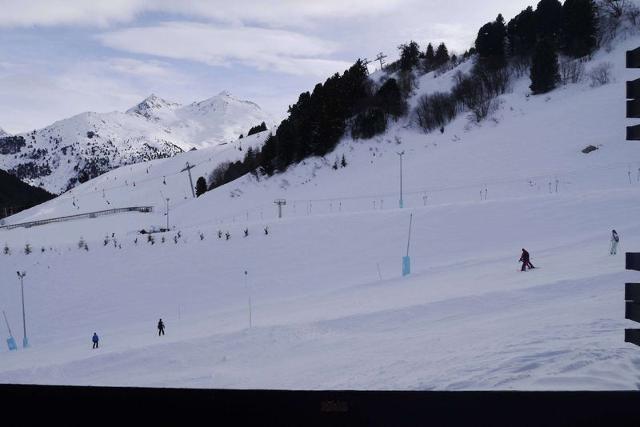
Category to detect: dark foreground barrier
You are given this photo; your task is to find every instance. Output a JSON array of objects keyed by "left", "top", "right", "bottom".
[{"left": 1, "top": 385, "right": 640, "bottom": 426}]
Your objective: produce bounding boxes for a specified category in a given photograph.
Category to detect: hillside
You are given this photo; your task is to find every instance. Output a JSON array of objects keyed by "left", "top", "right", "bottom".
[
  {"left": 0, "top": 169, "right": 54, "bottom": 219},
  {"left": 0, "top": 24, "right": 639, "bottom": 390},
  {"left": 0, "top": 92, "right": 273, "bottom": 194}
]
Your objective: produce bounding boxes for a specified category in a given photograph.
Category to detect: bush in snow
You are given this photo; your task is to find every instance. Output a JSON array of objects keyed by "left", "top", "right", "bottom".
[
  {"left": 588, "top": 62, "right": 613, "bottom": 87},
  {"left": 78, "top": 237, "right": 86, "bottom": 250},
  {"left": 625, "top": 3, "right": 640, "bottom": 25},
  {"left": 560, "top": 58, "right": 586, "bottom": 84},
  {"left": 3, "top": 243, "right": 10, "bottom": 255},
  {"left": 24, "top": 244, "right": 32, "bottom": 255},
  {"left": 415, "top": 92, "right": 458, "bottom": 132}
]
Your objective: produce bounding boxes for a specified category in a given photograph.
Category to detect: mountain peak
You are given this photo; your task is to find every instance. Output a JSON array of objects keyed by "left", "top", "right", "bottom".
[
  {"left": 126, "top": 94, "right": 180, "bottom": 119},
  {"left": 217, "top": 90, "right": 232, "bottom": 98}
]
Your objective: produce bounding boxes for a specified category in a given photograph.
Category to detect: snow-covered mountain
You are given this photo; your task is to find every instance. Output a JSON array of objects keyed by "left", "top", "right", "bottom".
[{"left": 0, "top": 92, "right": 273, "bottom": 194}]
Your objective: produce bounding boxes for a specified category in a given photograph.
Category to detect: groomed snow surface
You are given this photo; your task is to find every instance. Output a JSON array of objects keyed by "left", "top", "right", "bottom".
[{"left": 1, "top": 32, "right": 640, "bottom": 390}]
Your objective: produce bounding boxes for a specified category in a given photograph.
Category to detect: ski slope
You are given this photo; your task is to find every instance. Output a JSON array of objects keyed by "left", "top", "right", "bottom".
[{"left": 0, "top": 31, "right": 640, "bottom": 390}]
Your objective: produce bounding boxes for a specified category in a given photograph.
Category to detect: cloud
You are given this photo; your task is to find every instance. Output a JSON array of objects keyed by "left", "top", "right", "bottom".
[
  {"left": 98, "top": 22, "right": 351, "bottom": 77},
  {"left": 0, "top": 0, "right": 145, "bottom": 28},
  {"left": 103, "top": 58, "right": 175, "bottom": 78},
  {"left": 0, "top": 0, "right": 409, "bottom": 28}
]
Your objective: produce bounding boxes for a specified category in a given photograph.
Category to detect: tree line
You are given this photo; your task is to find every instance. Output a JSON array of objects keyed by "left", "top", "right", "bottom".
[{"left": 201, "top": 0, "right": 633, "bottom": 194}]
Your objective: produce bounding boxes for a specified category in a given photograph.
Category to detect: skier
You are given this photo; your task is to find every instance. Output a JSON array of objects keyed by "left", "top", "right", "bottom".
[
  {"left": 264, "top": 226, "right": 269, "bottom": 235},
  {"left": 157, "top": 319, "right": 165, "bottom": 336},
  {"left": 92, "top": 332, "right": 99, "bottom": 349},
  {"left": 244, "top": 228, "right": 249, "bottom": 237},
  {"left": 519, "top": 248, "right": 535, "bottom": 271},
  {"left": 225, "top": 232, "right": 230, "bottom": 240},
  {"left": 610, "top": 229, "right": 620, "bottom": 255}
]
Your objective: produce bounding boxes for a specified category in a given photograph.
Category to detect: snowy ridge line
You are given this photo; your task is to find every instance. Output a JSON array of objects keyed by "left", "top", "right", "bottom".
[
  {"left": 0, "top": 206, "right": 154, "bottom": 230},
  {"left": 56, "top": 132, "right": 269, "bottom": 202}
]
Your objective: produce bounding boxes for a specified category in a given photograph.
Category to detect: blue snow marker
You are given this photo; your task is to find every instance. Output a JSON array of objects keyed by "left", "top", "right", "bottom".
[
  {"left": 7, "top": 337, "right": 17, "bottom": 351},
  {"left": 402, "top": 256, "right": 411, "bottom": 276}
]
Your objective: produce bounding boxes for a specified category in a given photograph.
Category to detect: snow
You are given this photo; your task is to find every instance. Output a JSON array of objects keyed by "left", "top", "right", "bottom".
[{"left": 1, "top": 32, "right": 640, "bottom": 390}]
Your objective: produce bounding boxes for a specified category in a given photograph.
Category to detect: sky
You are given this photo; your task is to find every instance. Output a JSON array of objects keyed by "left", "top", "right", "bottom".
[{"left": 0, "top": 0, "right": 537, "bottom": 134}]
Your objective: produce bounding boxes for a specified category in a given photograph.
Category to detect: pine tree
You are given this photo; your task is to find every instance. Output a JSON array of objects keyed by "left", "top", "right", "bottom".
[
  {"left": 475, "top": 14, "right": 506, "bottom": 67},
  {"left": 530, "top": 38, "right": 560, "bottom": 94},
  {"left": 3, "top": 243, "right": 9, "bottom": 255},
  {"left": 195, "top": 176, "right": 207, "bottom": 197},
  {"left": 399, "top": 41, "right": 420, "bottom": 71},
  {"left": 341, "top": 154, "right": 347, "bottom": 168},
  {"left": 535, "top": 0, "right": 563, "bottom": 42},
  {"left": 424, "top": 43, "right": 435, "bottom": 70},
  {"left": 562, "top": 0, "right": 597, "bottom": 58},
  {"left": 434, "top": 43, "right": 450, "bottom": 67},
  {"left": 507, "top": 6, "right": 537, "bottom": 57},
  {"left": 24, "top": 243, "right": 32, "bottom": 255},
  {"left": 375, "top": 78, "right": 406, "bottom": 119}
]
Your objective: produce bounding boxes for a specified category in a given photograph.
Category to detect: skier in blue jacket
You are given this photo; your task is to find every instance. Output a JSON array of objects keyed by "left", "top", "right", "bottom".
[{"left": 92, "top": 332, "right": 99, "bottom": 349}]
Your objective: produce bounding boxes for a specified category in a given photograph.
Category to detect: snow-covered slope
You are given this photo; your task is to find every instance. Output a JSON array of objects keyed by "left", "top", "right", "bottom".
[
  {"left": 0, "top": 32, "right": 640, "bottom": 390},
  {"left": 0, "top": 92, "right": 273, "bottom": 194},
  {"left": 0, "top": 127, "right": 9, "bottom": 138}
]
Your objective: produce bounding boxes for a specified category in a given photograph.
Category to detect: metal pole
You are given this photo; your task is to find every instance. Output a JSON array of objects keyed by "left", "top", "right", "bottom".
[
  {"left": 245, "top": 271, "right": 252, "bottom": 328},
  {"left": 187, "top": 164, "right": 195, "bottom": 198},
  {"left": 406, "top": 213, "right": 413, "bottom": 257},
  {"left": 166, "top": 198, "right": 170, "bottom": 230},
  {"left": 18, "top": 272, "right": 28, "bottom": 348},
  {"left": 3, "top": 310, "right": 12, "bottom": 336},
  {"left": 397, "top": 151, "right": 405, "bottom": 208}
]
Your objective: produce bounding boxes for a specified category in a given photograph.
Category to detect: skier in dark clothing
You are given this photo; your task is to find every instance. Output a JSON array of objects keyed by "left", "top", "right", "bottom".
[
  {"left": 519, "top": 248, "right": 535, "bottom": 271},
  {"left": 157, "top": 319, "right": 165, "bottom": 336},
  {"left": 610, "top": 230, "right": 620, "bottom": 255},
  {"left": 92, "top": 332, "right": 99, "bottom": 349}
]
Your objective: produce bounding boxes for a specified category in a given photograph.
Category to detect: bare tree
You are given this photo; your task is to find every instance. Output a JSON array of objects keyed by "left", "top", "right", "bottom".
[
  {"left": 625, "top": 2, "right": 640, "bottom": 25},
  {"left": 560, "top": 59, "right": 586, "bottom": 85},
  {"left": 588, "top": 62, "right": 614, "bottom": 87},
  {"left": 598, "top": 0, "right": 629, "bottom": 19},
  {"left": 414, "top": 92, "right": 458, "bottom": 132}
]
